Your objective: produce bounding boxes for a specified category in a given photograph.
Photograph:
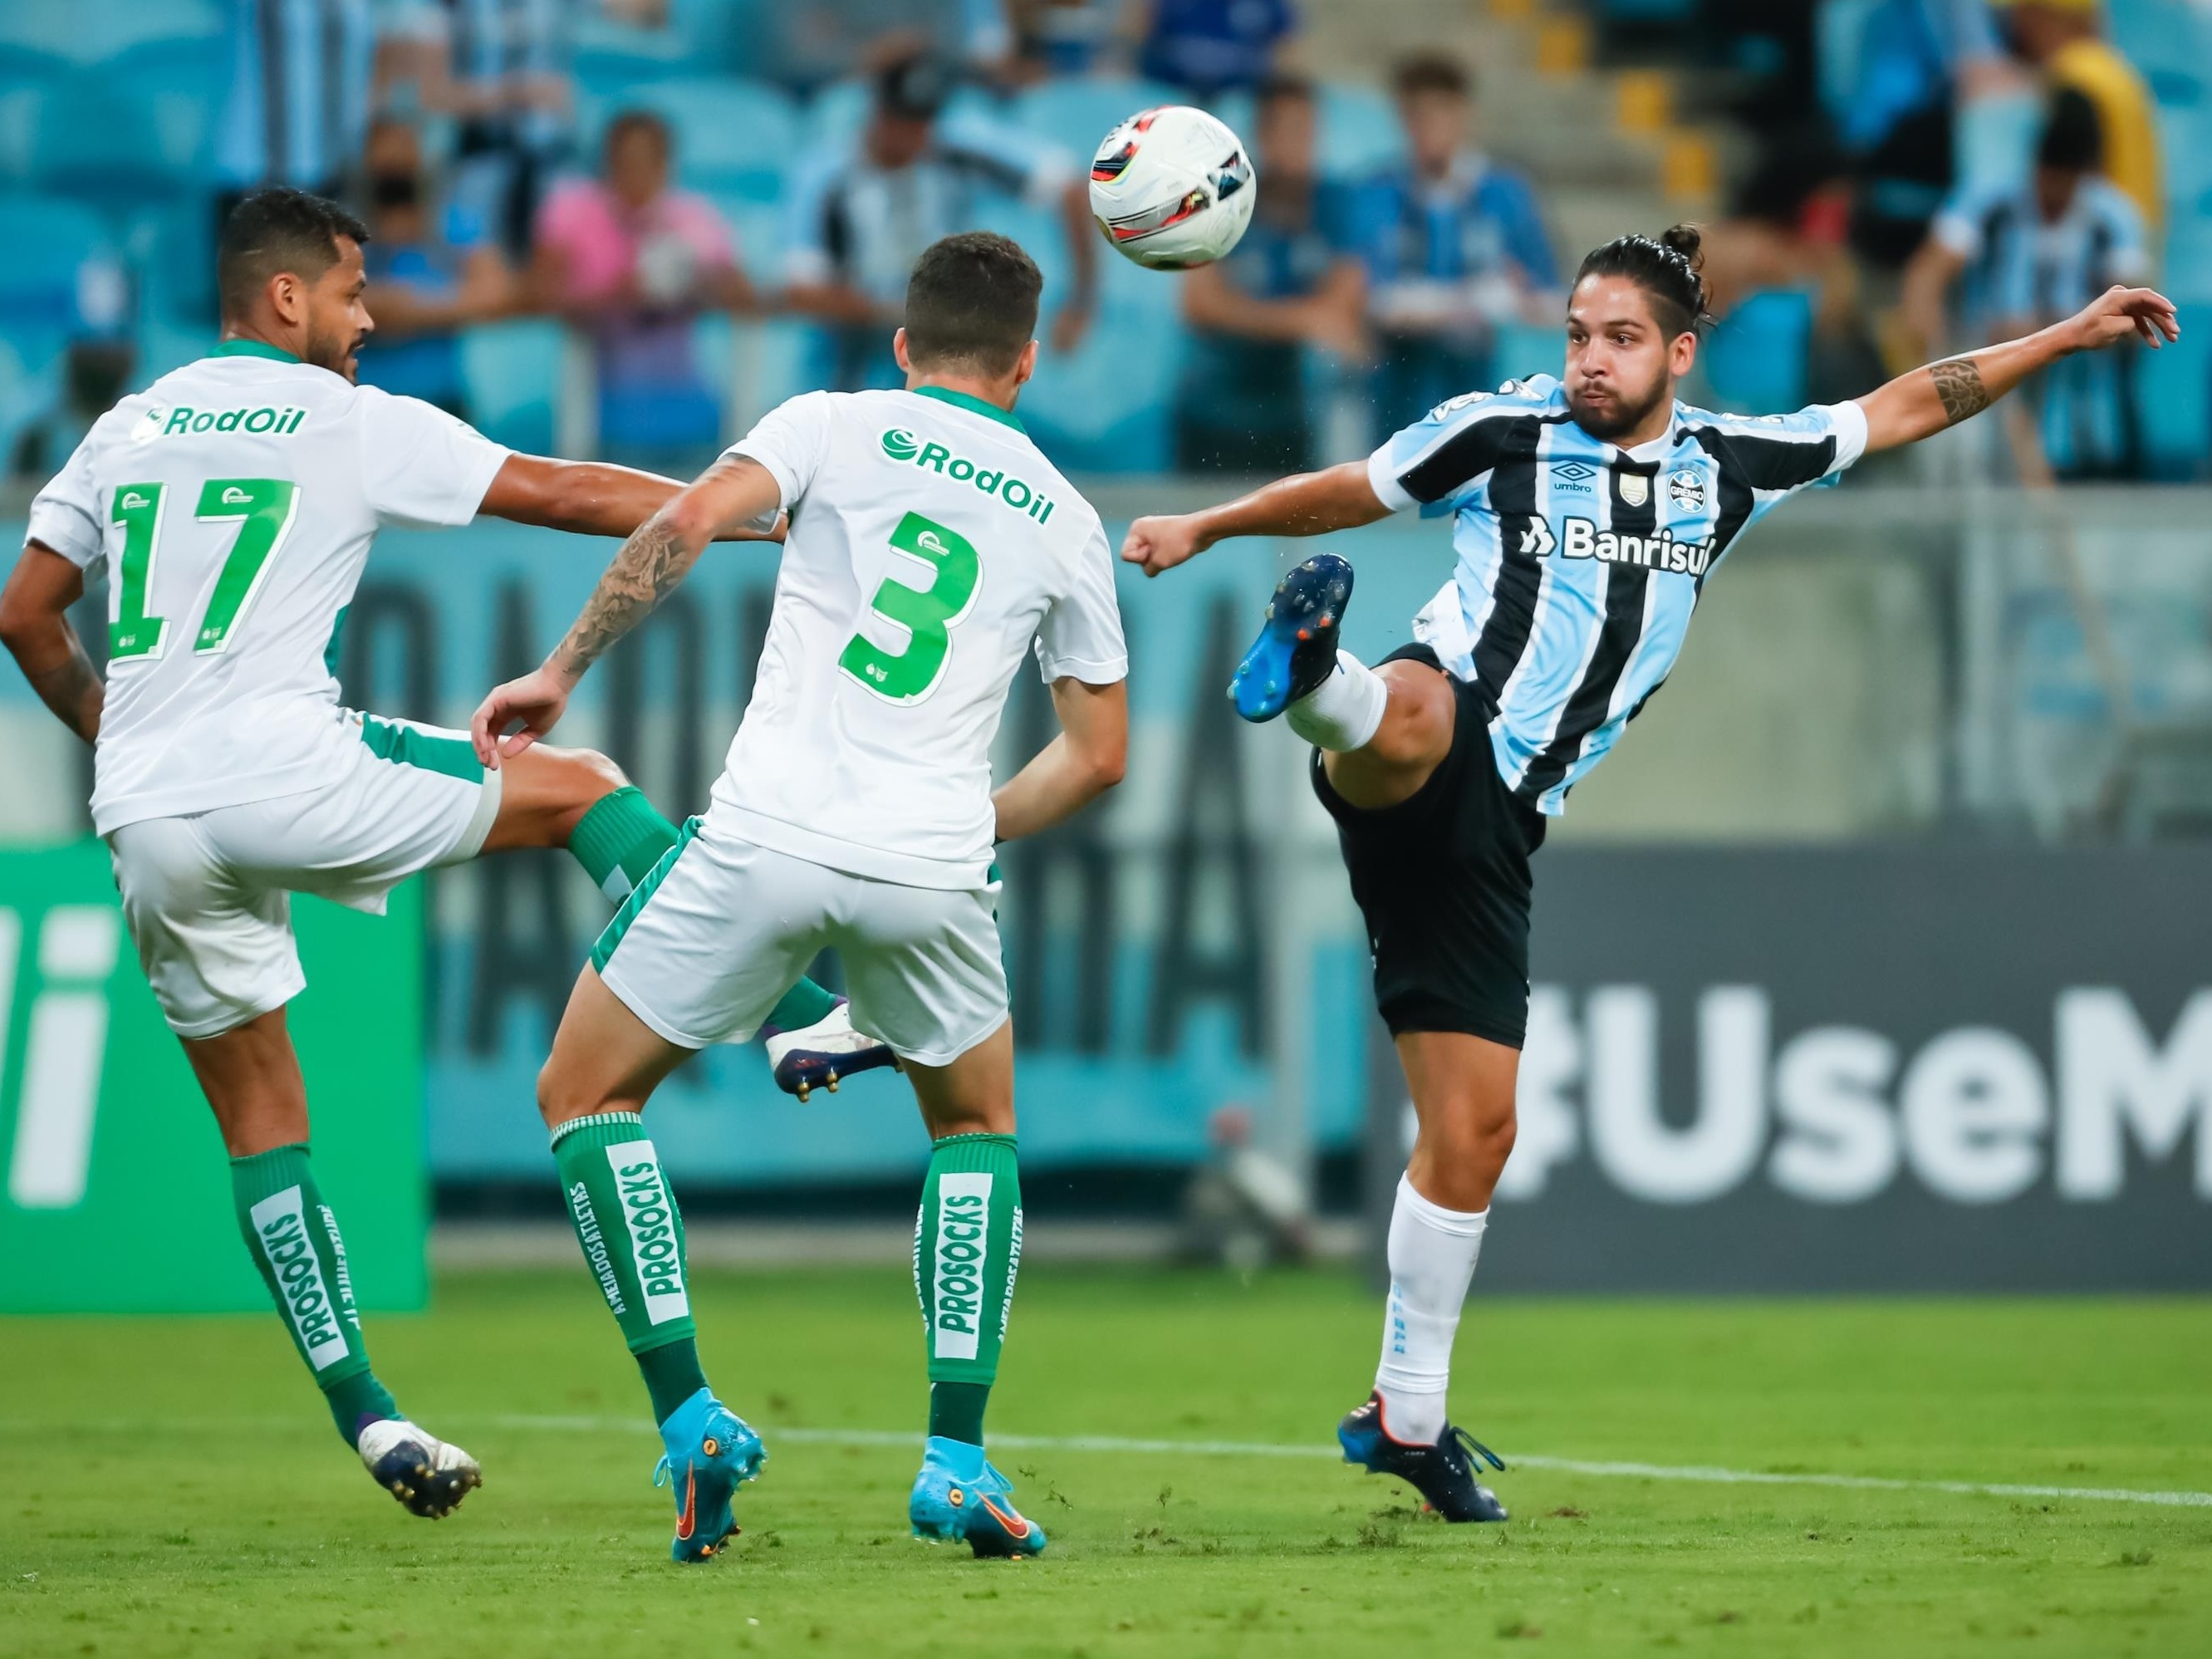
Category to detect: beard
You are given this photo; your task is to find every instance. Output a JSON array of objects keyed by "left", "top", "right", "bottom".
[
  {"left": 304, "top": 321, "right": 361, "bottom": 382},
  {"left": 1567, "top": 375, "right": 1670, "bottom": 441}
]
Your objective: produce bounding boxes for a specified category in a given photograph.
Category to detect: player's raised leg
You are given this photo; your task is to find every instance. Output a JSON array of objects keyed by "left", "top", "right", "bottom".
[
  {"left": 535, "top": 964, "right": 764, "bottom": 1563},
  {"left": 1229, "top": 552, "right": 1457, "bottom": 810},
  {"left": 900, "top": 1018, "right": 1045, "bottom": 1558}
]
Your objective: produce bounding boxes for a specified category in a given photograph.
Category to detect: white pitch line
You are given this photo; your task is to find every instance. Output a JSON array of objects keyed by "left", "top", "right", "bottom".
[{"left": 478, "top": 1416, "right": 2212, "bottom": 1509}]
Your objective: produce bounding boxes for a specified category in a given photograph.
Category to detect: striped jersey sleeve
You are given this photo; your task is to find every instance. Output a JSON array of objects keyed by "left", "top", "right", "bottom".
[
  {"left": 1366, "top": 377, "right": 1567, "bottom": 515},
  {"left": 1678, "top": 399, "right": 1868, "bottom": 549}
]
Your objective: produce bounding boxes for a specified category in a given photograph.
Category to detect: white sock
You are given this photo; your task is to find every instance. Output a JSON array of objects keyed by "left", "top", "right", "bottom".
[
  {"left": 1374, "top": 1173, "right": 1487, "bottom": 1445},
  {"left": 1285, "top": 649, "right": 1386, "bottom": 751}
]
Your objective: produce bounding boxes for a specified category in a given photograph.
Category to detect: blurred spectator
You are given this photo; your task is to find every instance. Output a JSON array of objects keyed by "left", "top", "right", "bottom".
[
  {"left": 372, "top": 0, "right": 585, "bottom": 261},
  {"left": 1900, "top": 88, "right": 2149, "bottom": 477},
  {"left": 214, "top": 0, "right": 380, "bottom": 203},
  {"left": 1346, "top": 55, "right": 1558, "bottom": 431},
  {"left": 1175, "top": 76, "right": 1364, "bottom": 474},
  {"left": 5, "top": 343, "right": 135, "bottom": 514},
  {"left": 1832, "top": 0, "right": 2013, "bottom": 269},
  {"left": 1988, "top": 0, "right": 2161, "bottom": 230},
  {"left": 532, "top": 110, "right": 755, "bottom": 463},
  {"left": 997, "top": 0, "right": 1135, "bottom": 84},
  {"left": 355, "top": 119, "right": 517, "bottom": 417},
  {"left": 1696, "top": 135, "right": 1886, "bottom": 408},
  {"left": 1138, "top": 0, "right": 1296, "bottom": 102},
  {"left": 782, "top": 53, "right": 1098, "bottom": 391}
]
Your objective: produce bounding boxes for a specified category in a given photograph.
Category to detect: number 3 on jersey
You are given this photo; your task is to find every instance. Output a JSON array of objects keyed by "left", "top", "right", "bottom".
[
  {"left": 106, "top": 478, "right": 300, "bottom": 660},
  {"left": 839, "top": 510, "right": 982, "bottom": 704}
]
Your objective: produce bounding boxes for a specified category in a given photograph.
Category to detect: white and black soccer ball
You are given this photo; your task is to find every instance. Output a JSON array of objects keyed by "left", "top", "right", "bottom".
[{"left": 1087, "top": 106, "right": 1256, "bottom": 270}]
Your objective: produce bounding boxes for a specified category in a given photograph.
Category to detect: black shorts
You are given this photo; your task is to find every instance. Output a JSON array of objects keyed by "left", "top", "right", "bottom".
[{"left": 1310, "top": 645, "right": 1547, "bottom": 1048}]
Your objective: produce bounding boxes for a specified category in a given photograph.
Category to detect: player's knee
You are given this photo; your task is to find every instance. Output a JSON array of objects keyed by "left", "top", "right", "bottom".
[
  {"left": 562, "top": 745, "right": 630, "bottom": 807},
  {"left": 1371, "top": 663, "right": 1454, "bottom": 768},
  {"left": 536, "top": 1056, "right": 596, "bottom": 1129}
]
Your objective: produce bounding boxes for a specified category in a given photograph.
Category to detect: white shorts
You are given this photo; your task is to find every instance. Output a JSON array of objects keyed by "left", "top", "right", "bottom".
[
  {"left": 592, "top": 812, "right": 1008, "bottom": 1067},
  {"left": 105, "top": 714, "right": 501, "bottom": 1038}
]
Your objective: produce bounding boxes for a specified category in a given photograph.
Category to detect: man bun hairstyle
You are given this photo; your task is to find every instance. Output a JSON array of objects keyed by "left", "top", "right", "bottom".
[
  {"left": 903, "top": 231, "right": 1042, "bottom": 376},
  {"left": 218, "top": 187, "right": 370, "bottom": 322},
  {"left": 1574, "top": 223, "right": 1713, "bottom": 339}
]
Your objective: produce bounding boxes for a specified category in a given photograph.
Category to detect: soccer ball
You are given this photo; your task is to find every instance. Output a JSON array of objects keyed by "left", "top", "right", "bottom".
[{"left": 1088, "top": 106, "right": 1257, "bottom": 270}]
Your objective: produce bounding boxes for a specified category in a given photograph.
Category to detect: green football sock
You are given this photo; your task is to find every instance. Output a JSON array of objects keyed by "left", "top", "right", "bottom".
[
  {"left": 913, "top": 1133, "right": 1023, "bottom": 1445},
  {"left": 230, "top": 1144, "right": 397, "bottom": 1448},
  {"left": 763, "top": 977, "right": 838, "bottom": 1033},
  {"left": 552, "top": 1112, "right": 705, "bottom": 1426},
  {"left": 567, "top": 785, "right": 679, "bottom": 901},
  {"left": 569, "top": 786, "right": 839, "bottom": 1034}
]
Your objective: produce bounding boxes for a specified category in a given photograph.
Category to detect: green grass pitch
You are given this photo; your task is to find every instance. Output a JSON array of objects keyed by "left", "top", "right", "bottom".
[{"left": 3, "top": 1267, "right": 2209, "bottom": 1657}]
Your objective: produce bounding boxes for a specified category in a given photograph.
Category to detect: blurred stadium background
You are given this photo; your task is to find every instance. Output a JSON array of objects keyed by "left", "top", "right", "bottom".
[{"left": 3, "top": 0, "right": 2211, "bottom": 1304}]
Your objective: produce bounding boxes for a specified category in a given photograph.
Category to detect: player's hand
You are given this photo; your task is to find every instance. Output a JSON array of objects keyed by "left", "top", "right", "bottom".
[
  {"left": 2069, "top": 285, "right": 2180, "bottom": 352},
  {"left": 471, "top": 667, "right": 572, "bottom": 767},
  {"left": 1121, "top": 514, "right": 1205, "bottom": 578}
]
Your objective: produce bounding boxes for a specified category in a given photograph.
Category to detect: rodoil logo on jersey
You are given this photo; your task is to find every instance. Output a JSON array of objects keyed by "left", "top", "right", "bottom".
[
  {"left": 931, "top": 1173, "right": 992, "bottom": 1360},
  {"left": 133, "top": 405, "right": 309, "bottom": 440},
  {"left": 880, "top": 428, "right": 1055, "bottom": 524},
  {"left": 249, "top": 1186, "right": 351, "bottom": 1371},
  {"left": 606, "top": 1142, "right": 689, "bottom": 1324}
]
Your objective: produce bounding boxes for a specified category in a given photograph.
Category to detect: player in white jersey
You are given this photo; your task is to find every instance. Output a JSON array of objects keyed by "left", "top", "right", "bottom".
[
  {"left": 469, "top": 232, "right": 1130, "bottom": 1563},
  {"left": 1123, "top": 226, "right": 2178, "bottom": 1524},
  {"left": 0, "top": 189, "right": 873, "bottom": 1519}
]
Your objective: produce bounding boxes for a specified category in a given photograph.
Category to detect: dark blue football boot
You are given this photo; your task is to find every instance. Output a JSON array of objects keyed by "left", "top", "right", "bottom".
[
  {"left": 1229, "top": 553, "right": 1355, "bottom": 723},
  {"left": 1338, "top": 1391, "right": 1508, "bottom": 1523}
]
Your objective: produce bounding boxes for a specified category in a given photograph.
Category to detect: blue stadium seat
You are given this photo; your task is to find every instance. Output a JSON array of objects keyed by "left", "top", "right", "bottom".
[
  {"left": 0, "top": 194, "right": 109, "bottom": 373},
  {"left": 586, "top": 77, "right": 797, "bottom": 204},
  {"left": 459, "top": 318, "right": 564, "bottom": 455},
  {"left": 1699, "top": 288, "right": 1812, "bottom": 415},
  {"left": 1011, "top": 76, "right": 1183, "bottom": 164},
  {"left": 2133, "top": 302, "right": 2210, "bottom": 480},
  {"left": 2108, "top": 0, "right": 2210, "bottom": 110},
  {"left": 571, "top": 12, "right": 691, "bottom": 100},
  {"left": 27, "top": 71, "right": 184, "bottom": 209},
  {"left": 1316, "top": 83, "right": 1405, "bottom": 181}
]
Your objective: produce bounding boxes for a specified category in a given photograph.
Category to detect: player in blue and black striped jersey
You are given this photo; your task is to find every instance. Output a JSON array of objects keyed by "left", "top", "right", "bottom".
[{"left": 1122, "top": 223, "right": 2178, "bottom": 1524}]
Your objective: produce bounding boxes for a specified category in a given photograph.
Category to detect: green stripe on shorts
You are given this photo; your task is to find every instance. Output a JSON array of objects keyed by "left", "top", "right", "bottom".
[
  {"left": 590, "top": 815, "right": 702, "bottom": 974},
  {"left": 359, "top": 714, "right": 483, "bottom": 782}
]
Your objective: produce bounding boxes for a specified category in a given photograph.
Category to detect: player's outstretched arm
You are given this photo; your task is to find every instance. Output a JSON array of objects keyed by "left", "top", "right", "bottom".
[
  {"left": 469, "top": 454, "right": 783, "bottom": 763},
  {"left": 0, "top": 542, "right": 101, "bottom": 744},
  {"left": 478, "top": 454, "right": 786, "bottom": 543},
  {"left": 1857, "top": 284, "right": 2180, "bottom": 455},
  {"left": 1121, "top": 461, "right": 1392, "bottom": 578},
  {"left": 992, "top": 677, "right": 1129, "bottom": 842}
]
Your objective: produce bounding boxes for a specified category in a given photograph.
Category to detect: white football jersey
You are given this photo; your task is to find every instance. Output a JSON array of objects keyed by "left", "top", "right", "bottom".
[
  {"left": 27, "top": 342, "right": 509, "bottom": 835},
  {"left": 718, "top": 386, "right": 1127, "bottom": 889}
]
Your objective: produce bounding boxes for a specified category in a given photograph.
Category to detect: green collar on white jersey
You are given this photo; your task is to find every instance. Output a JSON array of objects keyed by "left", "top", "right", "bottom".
[
  {"left": 209, "top": 338, "right": 302, "bottom": 364},
  {"left": 913, "top": 384, "right": 1025, "bottom": 434}
]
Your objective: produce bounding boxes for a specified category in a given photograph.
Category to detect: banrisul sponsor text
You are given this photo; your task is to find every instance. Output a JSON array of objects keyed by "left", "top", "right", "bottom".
[{"left": 880, "top": 428, "right": 1056, "bottom": 525}]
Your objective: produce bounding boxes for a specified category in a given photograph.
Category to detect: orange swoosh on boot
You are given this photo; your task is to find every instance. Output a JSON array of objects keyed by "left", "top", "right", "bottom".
[{"left": 676, "top": 1466, "right": 698, "bottom": 1539}]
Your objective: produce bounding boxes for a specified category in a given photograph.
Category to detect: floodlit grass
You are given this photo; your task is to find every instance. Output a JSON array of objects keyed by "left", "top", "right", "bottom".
[{"left": 3, "top": 1268, "right": 2210, "bottom": 1656}]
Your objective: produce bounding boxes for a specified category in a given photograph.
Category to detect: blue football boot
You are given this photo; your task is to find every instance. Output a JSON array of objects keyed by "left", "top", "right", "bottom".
[
  {"left": 1229, "top": 552, "right": 1356, "bottom": 723},
  {"left": 655, "top": 1388, "right": 766, "bottom": 1563},
  {"left": 909, "top": 1436, "right": 1047, "bottom": 1558},
  {"left": 1338, "top": 1391, "right": 1508, "bottom": 1523},
  {"left": 763, "top": 999, "right": 902, "bottom": 1103}
]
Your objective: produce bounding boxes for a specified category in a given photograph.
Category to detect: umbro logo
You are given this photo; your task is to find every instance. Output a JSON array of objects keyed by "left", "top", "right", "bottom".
[{"left": 1552, "top": 462, "right": 1596, "bottom": 482}]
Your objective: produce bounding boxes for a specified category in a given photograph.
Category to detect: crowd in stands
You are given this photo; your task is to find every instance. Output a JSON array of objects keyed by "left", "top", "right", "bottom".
[{"left": 2, "top": 0, "right": 2208, "bottom": 499}]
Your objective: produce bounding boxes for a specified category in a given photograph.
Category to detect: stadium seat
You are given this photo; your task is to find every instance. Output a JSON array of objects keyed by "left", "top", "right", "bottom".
[
  {"left": 571, "top": 11, "right": 692, "bottom": 99},
  {"left": 1011, "top": 76, "right": 1183, "bottom": 163},
  {"left": 459, "top": 318, "right": 565, "bottom": 456},
  {"left": 0, "top": 194, "right": 109, "bottom": 373},
  {"left": 2134, "top": 302, "right": 2211, "bottom": 479},
  {"left": 1699, "top": 287, "right": 1812, "bottom": 415},
  {"left": 27, "top": 71, "right": 182, "bottom": 209},
  {"left": 1315, "top": 83, "right": 1406, "bottom": 181}
]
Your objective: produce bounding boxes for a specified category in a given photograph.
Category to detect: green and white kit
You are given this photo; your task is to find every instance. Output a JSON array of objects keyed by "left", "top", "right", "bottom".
[
  {"left": 27, "top": 342, "right": 513, "bottom": 1035},
  {"left": 593, "top": 386, "right": 1128, "bottom": 1063}
]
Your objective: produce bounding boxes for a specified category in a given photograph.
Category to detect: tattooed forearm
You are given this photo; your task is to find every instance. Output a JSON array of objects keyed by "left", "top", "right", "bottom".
[
  {"left": 548, "top": 516, "right": 702, "bottom": 681},
  {"left": 1930, "top": 357, "right": 1991, "bottom": 425}
]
